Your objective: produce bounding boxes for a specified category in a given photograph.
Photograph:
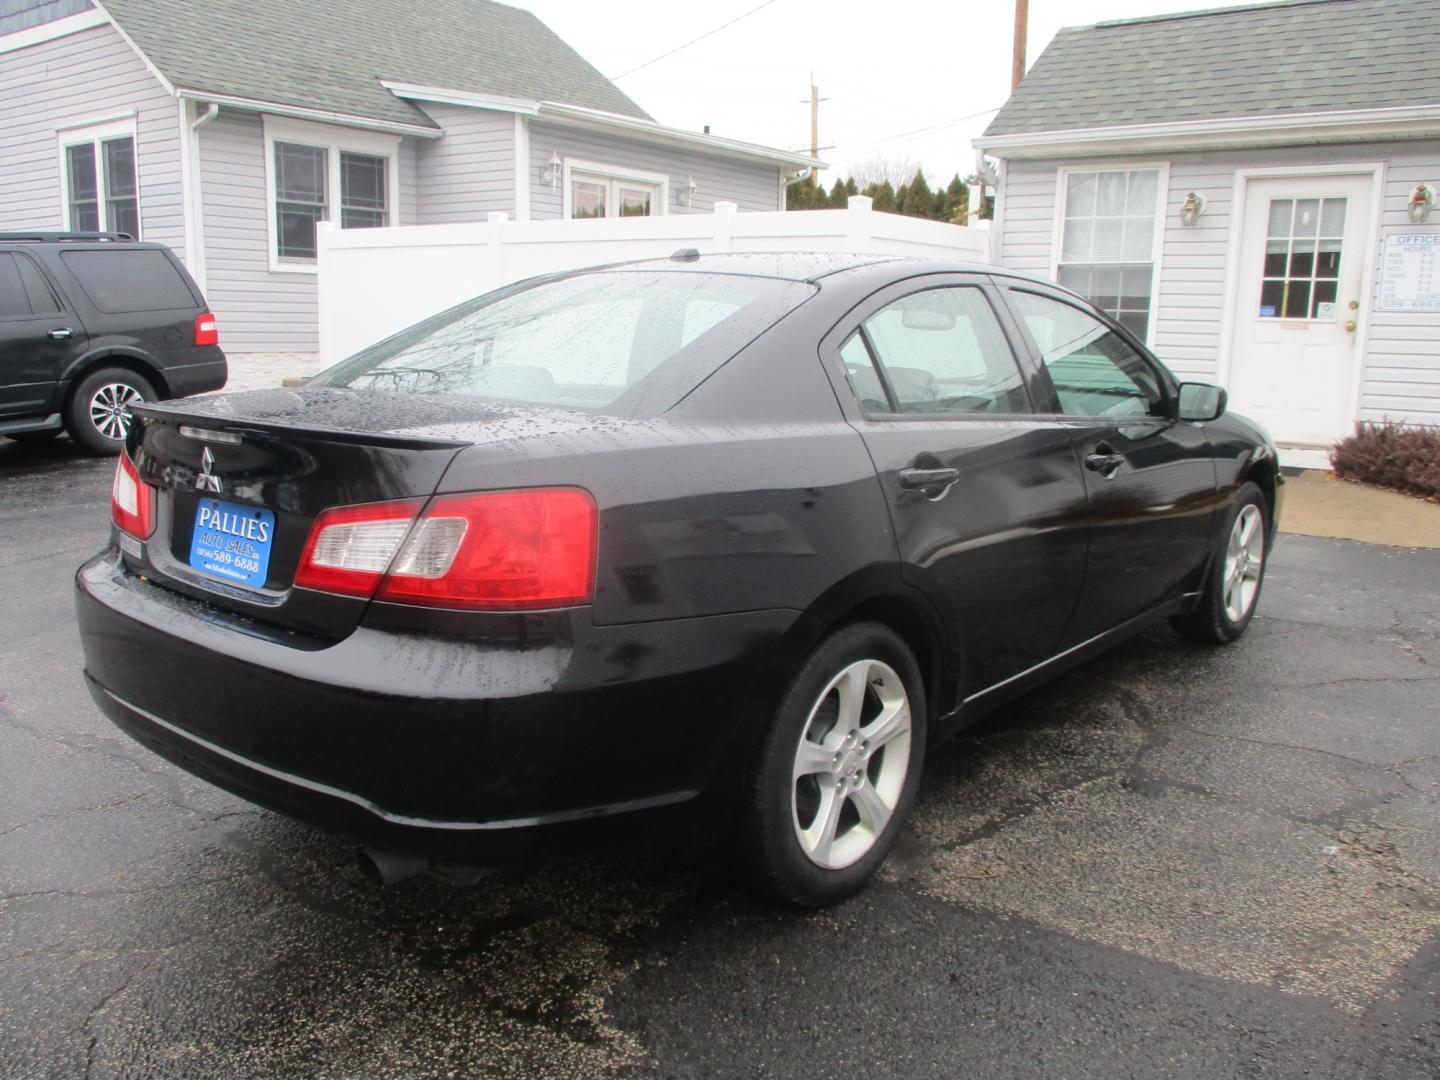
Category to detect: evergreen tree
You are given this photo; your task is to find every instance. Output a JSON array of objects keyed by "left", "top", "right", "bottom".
[
  {"left": 864, "top": 180, "right": 896, "bottom": 213},
  {"left": 941, "top": 175, "right": 969, "bottom": 224},
  {"left": 902, "top": 169, "right": 933, "bottom": 219},
  {"left": 829, "top": 178, "right": 850, "bottom": 208}
]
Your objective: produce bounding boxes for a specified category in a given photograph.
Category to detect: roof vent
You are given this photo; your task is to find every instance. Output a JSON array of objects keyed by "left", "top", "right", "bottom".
[{"left": 671, "top": 248, "right": 701, "bottom": 262}]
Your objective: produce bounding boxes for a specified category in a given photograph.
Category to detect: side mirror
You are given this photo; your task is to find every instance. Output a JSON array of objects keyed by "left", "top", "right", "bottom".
[{"left": 1176, "top": 382, "right": 1227, "bottom": 422}]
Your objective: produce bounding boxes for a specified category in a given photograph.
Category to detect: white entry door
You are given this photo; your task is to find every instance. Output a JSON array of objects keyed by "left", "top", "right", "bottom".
[{"left": 1226, "top": 174, "right": 1372, "bottom": 447}]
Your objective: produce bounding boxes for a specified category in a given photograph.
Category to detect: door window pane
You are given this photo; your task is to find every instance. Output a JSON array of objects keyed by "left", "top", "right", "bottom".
[
  {"left": 839, "top": 333, "right": 893, "bottom": 413},
  {"left": 1012, "top": 291, "right": 1164, "bottom": 419},
  {"left": 1257, "top": 196, "right": 1345, "bottom": 319},
  {"left": 572, "top": 179, "right": 606, "bottom": 219},
  {"left": 1059, "top": 168, "right": 1160, "bottom": 338},
  {"left": 340, "top": 152, "right": 387, "bottom": 229},
  {"left": 858, "top": 287, "right": 1031, "bottom": 415},
  {"left": 0, "top": 254, "right": 28, "bottom": 317},
  {"left": 617, "top": 185, "right": 653, "bottom": 217},
  {"left": 15, "top": 255, "right": 60, "bottom": 315},
  {"left": 275, "top": 142, "right": 327, "bottom": 259},
  {"left": 66, "top": 144, "right": 100, "bottom": 232}
]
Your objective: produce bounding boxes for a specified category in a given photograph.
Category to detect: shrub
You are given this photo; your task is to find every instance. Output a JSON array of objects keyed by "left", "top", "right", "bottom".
[{"left": 1330, "top": 420, "right": 1440, "bottom": 501}]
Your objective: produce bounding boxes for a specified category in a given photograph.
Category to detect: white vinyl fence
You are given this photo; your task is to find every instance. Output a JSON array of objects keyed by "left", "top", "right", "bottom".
[{"left": 316, "top": 197, "right": 990, "bottom": 364}]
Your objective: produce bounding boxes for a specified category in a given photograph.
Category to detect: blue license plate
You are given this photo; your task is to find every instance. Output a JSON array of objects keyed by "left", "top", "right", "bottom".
[{"left": 188, "top": 498, "right": 275, "bottom": 589}]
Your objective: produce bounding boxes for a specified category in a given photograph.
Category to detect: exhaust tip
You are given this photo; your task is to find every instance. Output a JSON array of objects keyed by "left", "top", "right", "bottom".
[{"left": 356, "top": 846, "right": 431, "bottom": 887}]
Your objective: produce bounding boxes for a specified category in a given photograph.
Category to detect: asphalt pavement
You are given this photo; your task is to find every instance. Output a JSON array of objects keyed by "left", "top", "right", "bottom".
[{"left": 2, "top": 436, "right": 1438, "bottom": 1079}]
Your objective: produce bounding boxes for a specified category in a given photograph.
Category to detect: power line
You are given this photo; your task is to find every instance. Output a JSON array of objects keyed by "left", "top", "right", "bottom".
[
  {"left": 838, "top": 106, "right": 1003, "bottom": 158},
  {"left": 610, "top": 0, "right": 782, "bottom": 81}
]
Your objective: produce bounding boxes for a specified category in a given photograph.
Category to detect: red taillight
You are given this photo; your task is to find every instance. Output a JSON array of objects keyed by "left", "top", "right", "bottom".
[
  {"left": 111, "top": 452, "right": 154, "bottom": 539},
  {"left": 292, "top": 488, "right": 597, "bottom": 611},
  {"left": 194, "top": 312, "right": 219, "bottom": 347}
]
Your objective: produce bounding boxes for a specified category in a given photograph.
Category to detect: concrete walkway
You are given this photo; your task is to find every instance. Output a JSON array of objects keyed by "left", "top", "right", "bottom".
[{"left": 1281, "top": 469, "right": 1440, "bottom": 549}]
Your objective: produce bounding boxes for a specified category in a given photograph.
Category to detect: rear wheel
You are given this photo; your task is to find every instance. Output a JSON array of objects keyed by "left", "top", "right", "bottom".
[
  {"left": 738, "top": 622, "right": 926, "bottom": 906},
  {"left": 65, "top": 367, "right": 156, "bottom": 455},
  {"left": 1172, "top": 481, "right": 1269, "bottom": 644}
]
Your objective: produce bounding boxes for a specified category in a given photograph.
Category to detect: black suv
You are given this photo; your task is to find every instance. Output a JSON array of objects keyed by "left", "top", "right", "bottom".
[{"left": 0, "top": 232, "right": 227, "bottom": 454}]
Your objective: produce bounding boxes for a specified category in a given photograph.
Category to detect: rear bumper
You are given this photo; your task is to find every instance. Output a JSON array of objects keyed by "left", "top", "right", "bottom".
[
  {"left": 76, "top": 551, "right": 801, "bottom": 860},
  {"left": 162, "top": 349, "right": 228, "bottom": 398}
]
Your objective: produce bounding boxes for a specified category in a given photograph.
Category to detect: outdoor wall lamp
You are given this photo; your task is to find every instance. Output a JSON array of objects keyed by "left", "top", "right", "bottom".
[
  {"left": 541, "top": 151, "right": 563, "bottom": 189},
  {"left": 679, "top": 176, "right": 698, "bottom": 208},
  {"left": 1179, "top": 191, "right": 1207, "bottom": 227},
  {"left": 1409, "top": 182, "right": 1436, "bottom": 223}
]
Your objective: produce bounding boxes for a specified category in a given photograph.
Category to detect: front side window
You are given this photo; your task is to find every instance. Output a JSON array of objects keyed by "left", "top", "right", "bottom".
[
  {"left": 570, "top": 169, "right": 662, "bottom": 220},
  {"left": 1011, "top": 291, "right": 1164, "bottom": 419},
  {"left": 64, "top": 133, "right": 138, "bottom": 236},
  {"left": 315, "top": 271, "right": 815, "bottom": 413},
  {"left": 843, "top": 287, "right": 1031, "bottom": 415},
  {"left": 1057, "top": 168, "right": 1160, "bottom": 339}
]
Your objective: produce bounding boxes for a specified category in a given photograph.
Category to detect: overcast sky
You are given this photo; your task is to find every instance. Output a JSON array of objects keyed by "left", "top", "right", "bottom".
[{"left": 522, "top": 0, "right": 1215, "bottom": 185}]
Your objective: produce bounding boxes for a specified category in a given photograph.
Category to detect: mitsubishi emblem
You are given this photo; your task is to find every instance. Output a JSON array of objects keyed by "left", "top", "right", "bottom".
[{"left": 196, "top": 446, "right": 222, "bottom": 492}]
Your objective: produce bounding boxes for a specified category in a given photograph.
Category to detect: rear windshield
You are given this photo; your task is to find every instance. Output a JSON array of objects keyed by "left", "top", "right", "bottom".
[
  {"left": 60, "top": 249, "right": 197, "bottom": 313},
  {"left": 313, "top": 271, "right": 816, "bottom": 413}
]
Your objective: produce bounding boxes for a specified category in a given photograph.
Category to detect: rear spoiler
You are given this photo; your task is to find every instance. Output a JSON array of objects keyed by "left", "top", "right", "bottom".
[{"left": 130, "top": 402, "right": 471, "bottom": 451}]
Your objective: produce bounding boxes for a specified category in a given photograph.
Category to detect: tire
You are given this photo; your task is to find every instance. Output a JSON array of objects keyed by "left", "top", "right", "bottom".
[
  {"left": 65, "top": 367, "right": 157, "bottom": 455},
  {"left": 737, "top": 621, "right": 927, "bottom": 907},
  {"left": 1172, "top": 481, "right": 1270, "bottom": 645}
]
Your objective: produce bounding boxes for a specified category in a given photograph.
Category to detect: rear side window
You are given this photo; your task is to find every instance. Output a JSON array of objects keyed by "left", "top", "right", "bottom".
[
  {"left": 60, "top": 249, "right": 197, "bottom": 313},
  {"left": 316, "top": 271, "right": 816, "bottom": 412},
  {"left": 0, "top": 253, "right": 62, "bottom": 318},
  {"left": 845, "top": 286, "right": 1031, "bottom": 415}
]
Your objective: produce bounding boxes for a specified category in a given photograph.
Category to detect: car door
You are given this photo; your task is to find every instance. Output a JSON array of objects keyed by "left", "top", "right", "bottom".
[
  {"left": 820, "top": 275, "right": 1091, "bottom": 699},
  {"left": 998, "top": 283, "right": 1218, "bottom": 645},
  {"left": 0, "top": 250, "right": 86, "bottom": 420}
]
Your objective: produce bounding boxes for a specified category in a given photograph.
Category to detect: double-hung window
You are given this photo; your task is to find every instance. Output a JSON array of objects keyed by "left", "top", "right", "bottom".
[
  {"left": 1055, "top": 167, "right": 1165, "bottom": 341},
  {"left": 565, "top": 161, "right": 667, "bottom": 220},
  {"left": 61, "top": 121, "right": 139, "bottom": 237},
  {"left": 264, "top": 118, "right": 397, "bottom": 270}
]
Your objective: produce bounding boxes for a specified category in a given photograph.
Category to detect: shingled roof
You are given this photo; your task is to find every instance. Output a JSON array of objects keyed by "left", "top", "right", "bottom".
[
  {"left": 984, "top": 0, "right": 1440, "bottom": 137},
  {"left": 100, "top": 0, "right": 651, "bottom": 130}
]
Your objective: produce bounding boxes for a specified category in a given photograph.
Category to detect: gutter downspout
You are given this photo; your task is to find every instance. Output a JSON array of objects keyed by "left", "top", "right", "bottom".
[{"left": 182, "top": 102, "right": 219, "bottom": 293}]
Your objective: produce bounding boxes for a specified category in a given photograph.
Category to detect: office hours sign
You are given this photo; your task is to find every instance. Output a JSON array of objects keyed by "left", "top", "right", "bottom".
[{"left": 1378, "top": 231, "right": 1440, "bottom": 312}]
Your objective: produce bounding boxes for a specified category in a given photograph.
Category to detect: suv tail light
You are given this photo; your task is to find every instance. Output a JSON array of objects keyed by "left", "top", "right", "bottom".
[
  {"left": 194, "top": 312, "right": 219, "bottom": 347},
  {"left": 111, "top": 452, "right": 154, "bottom": 539},
  {"left": 293, "top": 488, "right": 597, "bottom": 610}
]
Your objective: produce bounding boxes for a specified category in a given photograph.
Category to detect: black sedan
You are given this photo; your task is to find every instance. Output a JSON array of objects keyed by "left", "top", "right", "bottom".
[{"left": 75, "top": 253, "right": 1281, "bottom": 906}]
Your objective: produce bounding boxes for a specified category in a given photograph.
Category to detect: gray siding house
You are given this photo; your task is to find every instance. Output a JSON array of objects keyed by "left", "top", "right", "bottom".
[
  {"left": 0, "top": 0, "right": 813, "bottom": 362},
  {"left": 976, "top": 0, "right": 1440, "bottom": 462}
]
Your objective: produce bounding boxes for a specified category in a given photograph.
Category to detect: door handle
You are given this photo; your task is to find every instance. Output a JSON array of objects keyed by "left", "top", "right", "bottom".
[
  {"left": 898, "top": 466, "right": 960, "bottom": 492},
  {"left": 1084, "top": 452, "right": 1126, "bottom": 478},
  {"left": 47, "top": 327, "right": 73, "bottom": 341}
]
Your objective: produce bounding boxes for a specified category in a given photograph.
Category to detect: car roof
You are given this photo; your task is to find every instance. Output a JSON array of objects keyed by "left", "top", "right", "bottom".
[{"left": 599, "top": 250, "right": 1065, "bottom": 289}]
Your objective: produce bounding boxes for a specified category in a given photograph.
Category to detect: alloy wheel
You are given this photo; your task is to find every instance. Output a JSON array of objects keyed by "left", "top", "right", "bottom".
[
  {"left": 790, "top": 658, "right": 912, "bottom": 870},
  {"left": 1223, "top": 503, "right": 1265, "bottom": 623},
  {"left": 89, "top": 382, "right": 143, "bottom": 442}
]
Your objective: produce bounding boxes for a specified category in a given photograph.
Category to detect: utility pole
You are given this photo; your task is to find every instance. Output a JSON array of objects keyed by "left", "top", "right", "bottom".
[
  {"left": 1012, "top": 0, "right": 1028, "bottom": 90},
  {"left": 809, "top": 73, "right": 821, "bottom": 161}
]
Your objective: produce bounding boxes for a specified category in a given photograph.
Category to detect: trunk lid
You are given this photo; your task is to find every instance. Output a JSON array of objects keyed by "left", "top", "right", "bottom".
[{"left": 124, "top": 386, "right": 575, "bottom": 639}]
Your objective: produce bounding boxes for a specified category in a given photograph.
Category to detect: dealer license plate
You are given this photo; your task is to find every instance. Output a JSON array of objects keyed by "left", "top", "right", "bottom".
[{"left": 188, "top": 497, "right": 275, "bottom": 589}]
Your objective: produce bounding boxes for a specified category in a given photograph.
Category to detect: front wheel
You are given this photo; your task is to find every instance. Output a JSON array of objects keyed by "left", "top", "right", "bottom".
[
  {"left": 1172, "top": 481, "right": 1270, "bottom": 644},
  {"left": 65, "top": 367, "right": 157, "bottom": 455},
  {"left": 737, "top": 622, "right": 926, "bottom": 907}
]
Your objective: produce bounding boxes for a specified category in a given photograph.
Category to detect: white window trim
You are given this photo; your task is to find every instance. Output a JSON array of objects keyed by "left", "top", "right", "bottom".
[
  {"left": 262, "top": 115, "right": 400, "bottom": 274},
  {"left": 560, "top": 158, "right": 670, "bottom": 220},
  {"left": 1049, "top": 161, "right": 1170, "bottom": 348},
  {"left": 56, "top": 117, "right": 140, "bottom": 236}
]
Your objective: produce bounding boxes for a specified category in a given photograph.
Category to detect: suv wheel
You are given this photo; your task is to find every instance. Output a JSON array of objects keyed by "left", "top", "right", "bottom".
[{"left": 66, "top": 367, "right": 157, "bottom": 455}]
